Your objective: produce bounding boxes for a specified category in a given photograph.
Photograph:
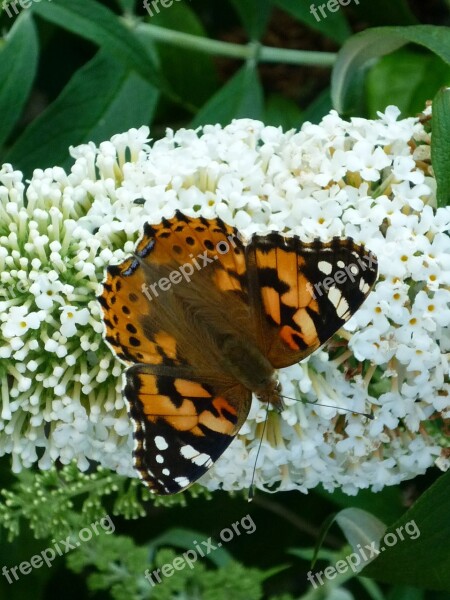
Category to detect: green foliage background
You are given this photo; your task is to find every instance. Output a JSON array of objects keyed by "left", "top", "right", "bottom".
[{"left": 1, "top": 0, "right": 450, "bottom": 598}]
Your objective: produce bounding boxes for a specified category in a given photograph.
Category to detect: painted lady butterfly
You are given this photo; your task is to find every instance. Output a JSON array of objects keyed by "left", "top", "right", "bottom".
[{"left": 98, "top": 211, "right": 377, "bottom": 494}]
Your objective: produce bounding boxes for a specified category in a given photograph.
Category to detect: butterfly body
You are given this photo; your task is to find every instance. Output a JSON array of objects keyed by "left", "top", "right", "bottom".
[{"left": 99, "top": 211, "right": 377, "bottom": 494}]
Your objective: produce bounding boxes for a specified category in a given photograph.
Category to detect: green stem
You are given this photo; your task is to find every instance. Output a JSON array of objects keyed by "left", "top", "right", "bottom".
[{"left": 136, "top": 23, "right": 337, "bottom": 67}]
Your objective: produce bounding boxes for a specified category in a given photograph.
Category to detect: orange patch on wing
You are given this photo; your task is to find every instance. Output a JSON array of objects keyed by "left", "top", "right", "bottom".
[
  {"left": 280, "top": 325, "right": 302, "bottom": 351},
  {"left": 199, "top": 410, "right": 235, "bottom": 435},
  {"left": 142, "top": 395, "right": 199, "bottom": 430},
  {"left": 276, "top": 248, "right": 298, "bottom": 280},
  {"left": 215, "top": 247, "right": 245, "bottom": 278},
  {"left": 213, "top": 269, "right": 241, "bottom": 293},
  {"left": 280, "top": 285, "right": 299, "bottom": 309},
  {"left": 139, "top": 374, "right": 159, "bottom": 396},
  {"left": 292, "top": 309, "right": 318, "bottom": 345},
  {"left": 257, "top": 248, "right": 277, "bottom": 269},
  {"left": 211, "top": 396, "right": 237, "bottom": 417},
  {"left": 140, "top": 343, "right": 164, "bottom": 365},
  {"left": 100, "top": 258, "right": 166, "bottom": 365},
  {"left": 154, "top": 331, "right": 178, "bottom": 359},
  {"left": 175, "top": 379, "right": 211, "bottom": 398},
  {"left": 261, "top": 286, "right": 281, "bottom": 325},
  {"left": 298, "top": 274, "right": 316, "bottom": 308}
]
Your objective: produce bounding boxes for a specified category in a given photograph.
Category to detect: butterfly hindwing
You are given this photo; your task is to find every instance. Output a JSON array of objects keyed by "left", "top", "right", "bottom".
[{"left": 126, "top": 364, "right": 251, "bottom": 494}]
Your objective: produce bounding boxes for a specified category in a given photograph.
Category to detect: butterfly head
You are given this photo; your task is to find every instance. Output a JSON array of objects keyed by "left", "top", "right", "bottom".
[{"left": 255, "top": 377, "right": 284, "bottom": 412}]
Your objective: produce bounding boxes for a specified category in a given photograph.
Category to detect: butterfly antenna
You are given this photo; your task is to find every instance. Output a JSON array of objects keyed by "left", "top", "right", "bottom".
[
  {"left": 248, "top": 401, "right": 270, "bottom": 502},
  {"left": 280, "top": 395, "right": 374, "bottom": 420}
]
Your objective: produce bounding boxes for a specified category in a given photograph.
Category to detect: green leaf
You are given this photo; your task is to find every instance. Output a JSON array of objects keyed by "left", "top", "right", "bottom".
[
  {"left": 351, "top": 0, "right": 417, "bottom": 27},
  {"left": 264, "top": 94, "right": 302, "bottom": 129},
  {"left": 317, "top": 483, "right": 405, "bottom": 524},
  {"left": 310, "top": 507, "right": 386, "bottom": 571},
  {"left": 358, "top": 577, "right": 386, "bottom": 600},
  {"left": 431, "top": 87, "right": 450, "bottom": 208},
  {"left": 147, "top": 527, "right": 233, "bottom": 568},
  {"left": 332, "top": 25, "right": 450, "bottom": 113},
  {"left": 31, "top": 0, "right": 165, "bottom": 90},
  {"left": 366, "top": 49, "right": 450, "bottom": 118},
  {"left": 301, "top": 87, "right": 333, "bottom": 124},
  {"left": 191, "top": 64, "right": 264, "bottom": 127},
  {"left": 335, "top": 508, "right": 387, "bottom": 563},
  {"left": 115, "top": 0, "right": 137, "bottom": 12},
  {"left": 4, "top": 51, "right": 158, "bottom": 175},
  {"left": 311, "top": 511, "right": 339, "bottom": 568},
  {"left": 229, "top": 0, "right": 272, "bottom": 40},
  {"left": 273, "top": 0, "right": 352, "bottom": 44},
  {"left": 149, "top": 2, "right": 218, "bottom": 108},
  {"left": 0, "top": 13, "right": 38, "bottom": 147},
  {"left": 387, "top": 586, "right": 425, "bottom": 600},
  {"left": 362, "top": 470, "right": 450, "bottom": 591}
]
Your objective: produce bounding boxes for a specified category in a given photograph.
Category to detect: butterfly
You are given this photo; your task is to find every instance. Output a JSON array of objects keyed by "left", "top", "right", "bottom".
[{"left": 98, "top": 211, "right": 378, "bottom": 494}]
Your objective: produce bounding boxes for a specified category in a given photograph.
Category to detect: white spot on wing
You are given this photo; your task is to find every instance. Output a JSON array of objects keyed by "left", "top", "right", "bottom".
[
  {"left": 180, "top": 445, "right": 197, "bottom": 459},
  {"left": 162, "top": 468, "right": 170, "bottom": 476},
  {"left": 156, "top": 454, "right": 164, "bottom": 463},
  {"left": 180, "top": 445, "right": 213, "bottom": 466},
  {"left": 318, "top": 261, "right": 332, "bottom": 275},
  {"left": 328, "top": 286, "right": 342, "bottom": 307},
  {"left": 359, "top": 279, "right": 370, "bottom": 293},
  {"left": 155, "top": 435, "right": 168, "bottom": 450},
  {"left": 337, "top": 297, "right": 349, "bottom": 318},
  {"left": 328, "top": 286, "right": 350, "bottom": 318},
  {"left": 174, "top": 476, "right": 190, "bottom": 488}
]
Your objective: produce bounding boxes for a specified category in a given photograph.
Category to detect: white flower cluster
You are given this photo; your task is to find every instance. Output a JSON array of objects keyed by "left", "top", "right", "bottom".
[{"left": 0, "top": 106, "right": 448, "bottom": 494}]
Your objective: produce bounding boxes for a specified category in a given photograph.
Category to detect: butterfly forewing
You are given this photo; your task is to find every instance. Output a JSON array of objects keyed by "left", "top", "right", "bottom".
[{"left": 246, "top": 233, "right": 378, "bottom": 368}]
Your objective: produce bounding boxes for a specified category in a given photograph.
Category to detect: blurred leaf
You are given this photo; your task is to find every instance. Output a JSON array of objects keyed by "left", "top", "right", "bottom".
[
  {"left": 387, "top": 586, "right": 425, "bottom": 600},
  {"left": 309, "top": 508, "right": 386, "bottom": 570},
  {"left": 367, "top": 49, "right": 450, "bottom": 117},
  {"left": 335, "top": 508, "right": 386, "bottom": 561},
  {"left": 116, "top": 0, "right": 136, "bottom": 12},
  {"left": 317, "top": 483, "right": 405, "bottom": 524},
  {"left": 332, "top": 25, "right": 450, "bottom": 113},
  {"left": 229, "top": 0, "right": 272, "bottom": 40},
  {"left": 273, "top": 0, "right": 351, "bottom": 44},
  {"left": 431, "top": 87, "right": 450, "bottom": 208},
  {"left": 362, "top": 470, "right": 450, "bottom": 591},
  {"left": 149, "top": 2, "right": 218, "bottom": 108},
  {"left": 31, "top": 0, "right": 165, "bottom": 90},
  {"left": 0, "top": 13, "right": 38, "bottom": 147},
  {"left": 4, "top": 51, "right": 158, "bottom": 174},
  {"left": 358, "top": 577, "right": 386, "bottom": 600},
  {"left": 191, "top": 64, "right": 263, "bottom": 127},
  {"left": 264, "top": 94, "right": 302, "bottom": 129},
  {"left": 301, "top": 87, "right": 333, "bottom": 124},
  {"left": 351, "top": 0, "right": 417, "bottom": 26},
  {"left": 311, "top": 511, "right": 339, "bottom": 568},
  {"left": 147, "top": 527, "right": 233, "bottom": 568}
]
